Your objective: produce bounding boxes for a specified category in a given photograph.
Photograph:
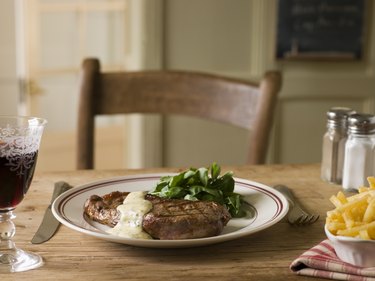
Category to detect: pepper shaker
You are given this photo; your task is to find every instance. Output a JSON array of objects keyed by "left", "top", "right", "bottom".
[{"left": 321, "top": 107, "right": 354, "bottom": 184}]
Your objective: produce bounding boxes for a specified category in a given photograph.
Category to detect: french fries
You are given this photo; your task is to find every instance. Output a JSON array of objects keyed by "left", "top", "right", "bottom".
[{"left": 326, "top": 176, "right": 375, "bottom": 240}]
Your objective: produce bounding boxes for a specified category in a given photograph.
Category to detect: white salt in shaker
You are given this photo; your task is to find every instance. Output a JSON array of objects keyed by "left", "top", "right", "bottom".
[
  {"left": 342, "top": 113, "right": 375, "bottom": 191},
  {"left": 321, "top": 107, "right": 354, "bottom": 184}
]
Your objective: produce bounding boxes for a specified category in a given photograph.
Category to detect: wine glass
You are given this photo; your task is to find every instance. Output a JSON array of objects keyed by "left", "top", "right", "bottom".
[{"left": 0, "top": 116, "right": 46, "bottom": 272}]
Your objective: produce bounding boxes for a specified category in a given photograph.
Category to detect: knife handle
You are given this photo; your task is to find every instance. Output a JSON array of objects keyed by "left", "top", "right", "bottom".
[{"left": 51, "top": 181, "right": 72, "bottom": 203}]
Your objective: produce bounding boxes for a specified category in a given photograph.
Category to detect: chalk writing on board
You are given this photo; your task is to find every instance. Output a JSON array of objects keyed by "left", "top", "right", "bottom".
[{"left": 276, "top": 0, "right": 365, "bottom": 60}]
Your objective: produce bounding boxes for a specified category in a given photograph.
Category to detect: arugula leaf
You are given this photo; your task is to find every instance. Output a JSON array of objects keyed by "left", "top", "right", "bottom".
[
  {"left": 149, "top": 162, "right": 245, "bottom": 217},
  {"left": 198, "top": 168, "right": 208, "bottom": 187},
  {"left": 210, "top": 162, "right": 221, "bottom": 180}
]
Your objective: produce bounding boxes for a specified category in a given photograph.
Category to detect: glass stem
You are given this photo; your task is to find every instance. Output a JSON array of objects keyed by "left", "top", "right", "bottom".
[{"left": 0, "top": 211, "right": 17, "bottom": 264}]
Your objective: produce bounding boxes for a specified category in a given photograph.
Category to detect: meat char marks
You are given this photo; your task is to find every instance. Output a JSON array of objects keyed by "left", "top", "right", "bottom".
[
  {"left": 142, "top": 195, "right": 231, "bottom": 240},
  {"left": 84, "top": 191, "right": 231, "bottom": 240}
]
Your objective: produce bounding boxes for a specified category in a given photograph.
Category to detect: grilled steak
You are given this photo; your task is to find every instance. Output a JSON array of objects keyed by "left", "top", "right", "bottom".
[{"left": 84, "top": 191, "right": 231, "bottom": 240}]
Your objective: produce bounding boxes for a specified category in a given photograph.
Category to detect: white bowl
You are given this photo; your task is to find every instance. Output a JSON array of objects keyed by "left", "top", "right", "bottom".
[{"left": 325, "top": 225, "right": 375, "bottom": 267}]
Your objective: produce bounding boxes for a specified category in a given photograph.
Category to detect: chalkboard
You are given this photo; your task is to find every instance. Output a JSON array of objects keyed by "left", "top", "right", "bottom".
[{"left": 276, "top": 0, "right": 366, "bottom": 60}]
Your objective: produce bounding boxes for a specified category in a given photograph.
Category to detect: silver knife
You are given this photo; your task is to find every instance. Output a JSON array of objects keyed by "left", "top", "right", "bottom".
[{"left": 31, "top": 181, "right": 72, "bottom": 244}]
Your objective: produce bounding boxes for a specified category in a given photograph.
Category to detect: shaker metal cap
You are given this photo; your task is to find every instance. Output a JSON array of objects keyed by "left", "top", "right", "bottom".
[
  {"left": 348, "top": 113, "right": 375, "bottom": 134},
  {"left": 327, "top": 107, "right": 355, "bottom": 120},
  {"left": 326, "top": 107, "right": 355, "bottom": 128}
]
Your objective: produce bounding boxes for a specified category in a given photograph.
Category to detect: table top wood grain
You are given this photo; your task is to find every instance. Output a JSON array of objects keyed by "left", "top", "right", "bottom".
[{"left": 2, "top": 163, "right": 342, "bottom": 281}]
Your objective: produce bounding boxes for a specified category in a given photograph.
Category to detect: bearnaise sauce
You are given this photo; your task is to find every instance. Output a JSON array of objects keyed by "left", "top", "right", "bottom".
[{"left": 107, "top": 191, "right": 153, "bottom": 239}]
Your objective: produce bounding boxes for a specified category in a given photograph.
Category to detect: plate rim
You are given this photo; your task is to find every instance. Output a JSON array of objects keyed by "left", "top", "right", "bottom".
[{"left": 52, "top": 173, "right": 289, "bottom": 248}]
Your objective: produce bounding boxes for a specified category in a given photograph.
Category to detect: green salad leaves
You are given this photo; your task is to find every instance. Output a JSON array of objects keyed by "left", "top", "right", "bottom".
[{"left": 149, "top": 162, "right": 245, "bottom": 217}]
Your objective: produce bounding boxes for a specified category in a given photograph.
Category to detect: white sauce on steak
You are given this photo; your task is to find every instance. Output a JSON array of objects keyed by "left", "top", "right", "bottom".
[{"left": 106, "top": 191, "right": 152, "bottom": 239}]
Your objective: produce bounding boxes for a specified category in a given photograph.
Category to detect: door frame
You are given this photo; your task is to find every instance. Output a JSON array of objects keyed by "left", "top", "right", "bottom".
[{"left": 124, "top": 0, "right": 164, "bottom": 168}]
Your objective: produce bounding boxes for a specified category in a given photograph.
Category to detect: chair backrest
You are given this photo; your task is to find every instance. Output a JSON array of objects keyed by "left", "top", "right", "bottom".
[{"left": 77, "top": 58, "right": 282, "bottom": 169}]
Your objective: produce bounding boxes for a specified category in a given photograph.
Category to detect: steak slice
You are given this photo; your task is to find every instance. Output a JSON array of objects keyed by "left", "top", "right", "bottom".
[
  {"left": 84, "top": 191, "right": 129, "bottom": 227},
  {"left": 83, "top": 192, "right": 231, "bottom": 240}
]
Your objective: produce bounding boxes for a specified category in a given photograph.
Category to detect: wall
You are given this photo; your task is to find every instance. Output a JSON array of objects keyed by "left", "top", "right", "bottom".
[
  {"left": 161, "top": 0, "right": 375, "bottom": 167},
  {"left": 0, "top": 1, "right": 18, "bottom": 115}
]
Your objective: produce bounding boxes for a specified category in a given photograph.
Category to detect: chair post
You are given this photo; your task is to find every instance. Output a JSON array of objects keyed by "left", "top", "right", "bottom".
[
  {"left": 77, "top": 58, "right": 100, "bottom": 169},
  {"left": 248, "top": 71, "right": 282, "bottom": 164}
]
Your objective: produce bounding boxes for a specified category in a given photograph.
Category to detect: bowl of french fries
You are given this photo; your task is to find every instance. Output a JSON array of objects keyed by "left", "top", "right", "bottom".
[{"left": 325, "top": 177, "right": 375, "bottom": 267}]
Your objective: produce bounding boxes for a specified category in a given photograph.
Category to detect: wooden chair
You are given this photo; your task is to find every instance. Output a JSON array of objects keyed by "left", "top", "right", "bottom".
[{"left": 77, "top": 58, "right": 282, "bottom": 169}]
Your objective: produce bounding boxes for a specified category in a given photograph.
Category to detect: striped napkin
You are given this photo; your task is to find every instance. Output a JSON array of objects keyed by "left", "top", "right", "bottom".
[{"left": 290, "top": 240, "right": 375, "bottom": 280}]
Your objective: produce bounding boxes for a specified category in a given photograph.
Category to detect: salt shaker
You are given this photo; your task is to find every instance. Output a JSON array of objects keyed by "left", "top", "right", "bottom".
[
  {"left": 321, "top": 107, "right": 354, "bottom": 184},
  {"left": 342, "top": 113, "right": 375, "bottom": 191}
]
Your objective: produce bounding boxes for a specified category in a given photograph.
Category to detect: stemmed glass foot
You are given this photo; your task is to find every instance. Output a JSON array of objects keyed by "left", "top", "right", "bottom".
[{"left": 0, "top": 211, "right": 43, "bottom": 272}]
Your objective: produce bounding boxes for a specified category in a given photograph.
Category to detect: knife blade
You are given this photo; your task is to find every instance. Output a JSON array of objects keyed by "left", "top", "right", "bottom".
[{"left": 31, "top": 181, "right": 72, "bottom": 244}]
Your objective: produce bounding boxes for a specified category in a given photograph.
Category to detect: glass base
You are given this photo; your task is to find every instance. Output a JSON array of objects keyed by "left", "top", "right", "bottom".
[
  {"left": 0, "top": 210, "right": 43, "bottom": 272},
  {"left": 0, "top": 248, "right": 43, "bottom": 272}
]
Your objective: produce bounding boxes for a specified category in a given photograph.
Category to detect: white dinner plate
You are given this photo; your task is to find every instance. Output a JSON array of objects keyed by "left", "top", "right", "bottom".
[{"left": 52, "top": 173, "right": 289, "bottom": 248}]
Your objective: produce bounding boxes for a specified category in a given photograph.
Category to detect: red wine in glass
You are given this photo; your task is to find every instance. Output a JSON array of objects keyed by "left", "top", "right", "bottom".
[{"left": 0, "top": 151, "right": 38, "bottom": 210}]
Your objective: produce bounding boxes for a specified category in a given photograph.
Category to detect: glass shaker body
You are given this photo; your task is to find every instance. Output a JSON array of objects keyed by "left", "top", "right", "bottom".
[
  {"left": 321, "top": 127, "right": 347, "bottom": 184},
  {"left": 320, "top": 107, "right": 353, "bottom": 184}
]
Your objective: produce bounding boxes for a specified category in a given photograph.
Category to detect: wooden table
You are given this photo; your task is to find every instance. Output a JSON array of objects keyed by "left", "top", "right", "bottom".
[{"left": 3, "top": 163, "right": 342, "bottom": 280}]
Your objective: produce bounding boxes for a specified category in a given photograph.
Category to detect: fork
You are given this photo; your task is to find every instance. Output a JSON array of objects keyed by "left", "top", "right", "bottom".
[{"left": 274, "top": 184, "right": 319, "bottom": 225}]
